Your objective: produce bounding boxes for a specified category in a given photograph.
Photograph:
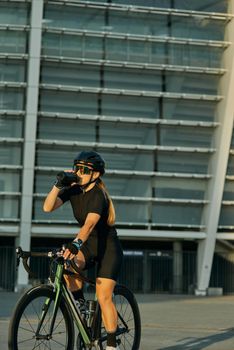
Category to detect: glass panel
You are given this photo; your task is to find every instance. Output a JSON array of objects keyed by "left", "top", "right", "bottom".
[
  {"left": 152, "top": 203, "right": 203, "bottom": 225},
  {"left": 230, "top": 129, "right": 234, "bottom": 148},
  {"left": 0, "top": 116, "right": 23, "bottom": 137},
  {"left": 39, "top": 91, "right": 98, "bottom": 114},
  {"left": 108, "top": 12, "right": 167, "bottom": 37},
  {"left": 0, "top": 60, "right": 26, "bottom": 82},
  {"left": 167, "top": 44, "right": 223, "bottom": 68},
  {"left": 103, "top": 150, "right": 154, "bottom": 171},
  {"left": 153, "top": 177, "right": 207, "bottom": 200},
  {"left": 0, "top": 198, "right": 19, "bottom": 219},
  {"left": 219, "top": 205, "right": 234, "bottom": 226},
  {"left": 41, "top": 63, "right": 100, "bottom": 87},
  {"left": 115, "top": 201, "right": 149, "bottom": 223},
  {"left": 157, "top": 151, "right": 210, "bottom": 174},
  {"left": 105, "top": 176, "right": 152, "bottom": 197},
  {"left": 99, "top": 122, "right": 157, "bottom": 145},
  {"left": 160, "top": 125, "right": 213, "bottom": 148},
  {"left": 163, "top": 99, "right": 217, "bottom": 122},
  {"left": 38, "top": 118, "right": 95, "bottom": 142},
  {"left": 34, "top": 173, "right": 57, "bottom": 193},
  {"left": 0, "top": 3, "right": 29, "bottom": 25},
  {"left": 222, "top": 180, "right": 234, "bottom": 200},
  {"left": 36, "top": 146, "right": 78, "bottom": 168},
  {"left": 42, "top": 33, "right": 103, "bottom": 59},
  {"left": 105, "top": 38, "right": 132, "bottom": 62},
  {"left": 174, "top": 0, "right": 228, "bottom": 13},
  {"left": 107, "top": 39, "right": 158, "bottom": 64},
  {"left": 44, "top": 5, "right": 105, "bottom": 31},
  {"left": 226, "top": 155, "right": 234, "bottom": 175},
  {"left": 0, "top": 31, "right": 27, "bottom": 54},
  {"left": 0, "top": 89, "right": 24, "bottom": 110},
  {"left": 33, "top": 198, "right": 74, "bottom": 221},
  {"left": 150, "top": 41, "right": 168, "bottom": 65},
  {"left": 0, "top": 171, "right": 20, "bottom": 191},
  {"left": 42, "top": 33, "right": 83, "bottom": 57},
  {"left": 171, "top": 17, "right": 225, "bottom": 41},
  {"left": 104, "top": 67, "right": 162, "bottom": 91},
  {"left": 84, "top": 36, "right": 103, "bottom": 59},
  {"left": 0, "top": 145, "right": 22, "bottom": 165},
  {"left": 165, "top": 72, "right": 219, "bottom": 95},
  {"left": 102, "top": 95, "right": 160, "bottom": 118},
  {"left": 114, "top": 0, "right": 228, "bottom": 12}
]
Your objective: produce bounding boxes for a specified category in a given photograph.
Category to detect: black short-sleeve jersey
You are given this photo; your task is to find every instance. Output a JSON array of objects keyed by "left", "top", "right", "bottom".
[{"left": 58, "top": 184, "right": 117, "bottom": 238}]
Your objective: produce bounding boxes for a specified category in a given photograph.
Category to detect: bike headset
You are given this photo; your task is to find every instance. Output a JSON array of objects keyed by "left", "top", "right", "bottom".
[{"left": 73, "top": 151, "right": 105, "bottom": 191}]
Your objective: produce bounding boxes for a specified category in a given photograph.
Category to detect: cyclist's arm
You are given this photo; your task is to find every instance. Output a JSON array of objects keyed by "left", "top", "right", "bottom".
[
  {"left": 43, "top": 185, "right": 64, "bottom": 212},
  {"left": 63, "top": 213, "right": 100, "bottom": 259},
  {"left": 75, "top": 212, "right": 101, "bottom": 243}
]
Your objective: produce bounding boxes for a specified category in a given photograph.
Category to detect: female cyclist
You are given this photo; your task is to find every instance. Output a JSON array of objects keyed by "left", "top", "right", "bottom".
[{"left": 43, "top": 150, "right": 123, "bottom": 350}]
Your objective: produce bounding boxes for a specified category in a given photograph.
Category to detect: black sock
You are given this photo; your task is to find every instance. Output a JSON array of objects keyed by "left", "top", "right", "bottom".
[
  {"left": 107, "top": 331, "right": 116, "bottom": 347},
  {"left": 72, "top": 289, "right": 84, "bottom": 302}
]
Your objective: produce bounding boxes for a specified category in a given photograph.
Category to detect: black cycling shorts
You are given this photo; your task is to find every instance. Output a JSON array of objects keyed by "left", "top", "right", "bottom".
[{"left": 80, "top": 234, "right": 123, "bottom": 281}]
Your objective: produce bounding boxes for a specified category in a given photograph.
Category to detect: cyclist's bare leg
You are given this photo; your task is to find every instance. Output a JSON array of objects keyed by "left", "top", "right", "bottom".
[
  {"left": 96, "top": 277, "right": 117, "bottom": 332},
  {"left": 64, "top": 250, "right": 86, "bottom": 291}
]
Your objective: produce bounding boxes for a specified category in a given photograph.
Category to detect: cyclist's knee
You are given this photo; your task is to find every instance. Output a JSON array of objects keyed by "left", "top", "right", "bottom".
[{"left": 96, "top": 278, "right": 116, "bottom": 306}]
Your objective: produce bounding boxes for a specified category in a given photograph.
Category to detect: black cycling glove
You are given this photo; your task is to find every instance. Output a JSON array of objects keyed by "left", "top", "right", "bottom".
[{"left": 67, "top": 239, "right": 83, "bottom": 255}]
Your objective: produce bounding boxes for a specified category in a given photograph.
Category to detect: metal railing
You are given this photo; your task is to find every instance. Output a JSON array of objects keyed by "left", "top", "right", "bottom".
[{"left": 1, "top": 246, "right": 234, "bottom": 294}]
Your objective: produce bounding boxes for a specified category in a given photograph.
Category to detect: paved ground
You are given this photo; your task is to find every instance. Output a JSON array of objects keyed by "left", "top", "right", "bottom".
[{"left": 2, "top": 291, "right": 234, "bottom": 349}]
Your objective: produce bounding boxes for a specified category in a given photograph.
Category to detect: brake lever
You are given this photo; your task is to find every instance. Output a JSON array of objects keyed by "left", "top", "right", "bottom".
[{"left": 16, "top": 246, "right": 23, "bottom": 268}]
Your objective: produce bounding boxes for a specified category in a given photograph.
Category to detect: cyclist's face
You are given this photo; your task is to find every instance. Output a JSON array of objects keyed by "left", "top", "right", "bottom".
[{"left": 74, "top": 163, "right": 97, "bottom": 185}]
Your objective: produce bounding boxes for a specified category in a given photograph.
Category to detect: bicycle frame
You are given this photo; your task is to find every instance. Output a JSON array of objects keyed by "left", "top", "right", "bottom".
[
  {"left": 35, "top": 255, "right": 101, "bottom": 347},
  {"left": 16, "top": 247, "right": 105, "bottom": 348}
]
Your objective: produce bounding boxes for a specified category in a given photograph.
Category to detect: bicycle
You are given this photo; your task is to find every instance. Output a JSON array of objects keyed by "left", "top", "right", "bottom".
[{"left": 8, "top": 246, "right": 141, "bottom": 350}]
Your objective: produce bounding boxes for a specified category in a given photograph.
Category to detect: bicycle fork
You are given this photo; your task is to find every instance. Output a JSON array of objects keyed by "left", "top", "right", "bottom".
[
  {"left": 34, "top": 291, "right": 61, "bottom": 340},
  {"left": 35, "top": 264, "right": 64, "bottom": 340}
]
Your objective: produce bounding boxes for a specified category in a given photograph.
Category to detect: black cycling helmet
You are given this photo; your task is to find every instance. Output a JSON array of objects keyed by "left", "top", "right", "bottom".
[{"left": 74, "top": 151, "right": 105, "bottom": 175}]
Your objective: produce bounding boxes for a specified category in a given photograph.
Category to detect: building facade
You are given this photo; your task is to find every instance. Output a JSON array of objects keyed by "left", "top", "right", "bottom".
[{"left": 1, "top": 0, "right": 234, "bottom": 293}]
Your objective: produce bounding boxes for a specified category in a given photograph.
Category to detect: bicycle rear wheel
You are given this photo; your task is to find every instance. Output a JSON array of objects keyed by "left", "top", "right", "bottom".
[
  {"left": 8, "top": 284, "right": 74, "bottom": 350},
  {"left": 99, "top": 284, "right": 141, "bottom": 350}
]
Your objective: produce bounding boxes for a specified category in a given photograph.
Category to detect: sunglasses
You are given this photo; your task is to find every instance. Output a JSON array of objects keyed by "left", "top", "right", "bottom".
[{"left": 73, "top": 164, "right": 93, "bottom": 175}]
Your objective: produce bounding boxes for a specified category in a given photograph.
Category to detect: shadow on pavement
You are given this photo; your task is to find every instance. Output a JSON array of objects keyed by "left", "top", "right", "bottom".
[{"left": 159, "top": 328, "right": 234, "bottom": 350}]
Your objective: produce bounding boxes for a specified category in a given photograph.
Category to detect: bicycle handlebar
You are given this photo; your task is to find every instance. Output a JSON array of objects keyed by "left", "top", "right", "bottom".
[
  {"left": 16, "top": 246, "right": 56, "bottom": 277},
  {"left": 16, "top": 246, "right": 95, "bottom": 286}
]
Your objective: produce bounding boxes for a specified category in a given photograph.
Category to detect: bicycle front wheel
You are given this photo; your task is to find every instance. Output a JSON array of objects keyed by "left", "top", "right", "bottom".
[
  {"left": 8, "top": 284, "right": 74, "bottom": 350},
  {"left": 99, "top": 284, "right": 141, "bottom": 350}
]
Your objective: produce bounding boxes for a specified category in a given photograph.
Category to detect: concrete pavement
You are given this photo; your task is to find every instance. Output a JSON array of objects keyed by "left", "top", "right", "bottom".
[{"left": 1, "top": 292, "right": 234, "bottom": 349}]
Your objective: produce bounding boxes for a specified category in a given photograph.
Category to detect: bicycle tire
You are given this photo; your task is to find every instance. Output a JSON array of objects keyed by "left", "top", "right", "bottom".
[
  {"left": 8, "top": 284, "right": 75, "bottom": 350},
  {"left": 99, "top": 284, "right": 141, "bottom": 350}
]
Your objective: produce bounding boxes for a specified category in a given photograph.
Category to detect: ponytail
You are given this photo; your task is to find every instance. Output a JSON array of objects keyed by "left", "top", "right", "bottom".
[{"left": 97, "top": 179, "right": 116, "bottom": 226}]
